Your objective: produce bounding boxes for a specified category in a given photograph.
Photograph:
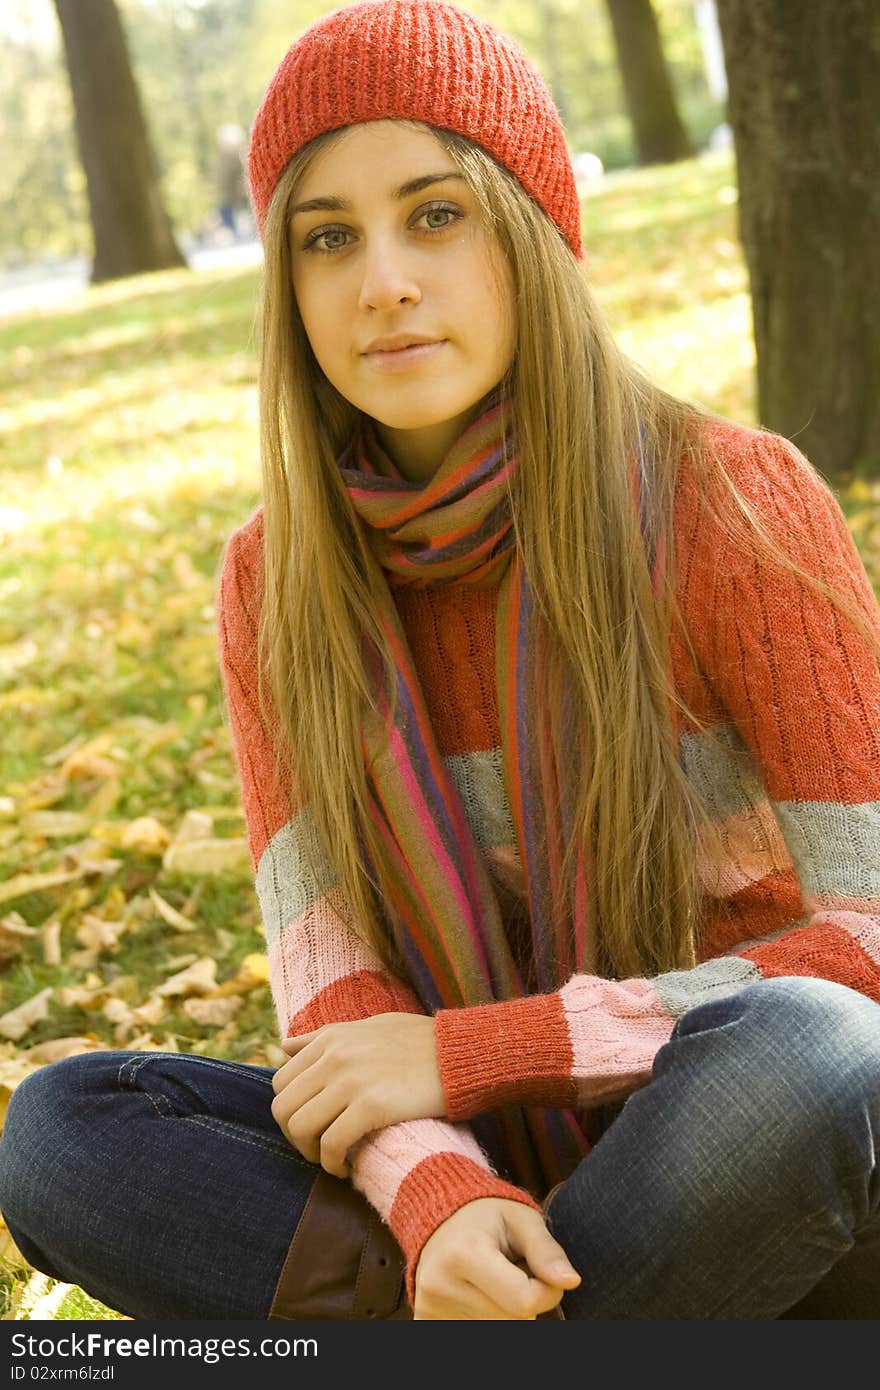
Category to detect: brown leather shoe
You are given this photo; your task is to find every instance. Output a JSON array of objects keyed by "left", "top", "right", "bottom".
[{"left": 268, "top": 1169, "right": 412, "bottom": 1320}]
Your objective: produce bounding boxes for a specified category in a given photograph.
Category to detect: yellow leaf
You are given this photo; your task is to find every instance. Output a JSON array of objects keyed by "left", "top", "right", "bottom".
[
  {"left": 21, "top": 1037, "right": 105, "bottom": 1064},
  {"left": 240, "top": 952, "right": 269, "bottom": 983},
  {"left": 42, "top": 919, "right": 62, "bottom": 966},
  {"left": 74, "top": 914, "right": 127, "bottom": 956},
  {"left": 85, "top": 777, "right": 122, "bottom": 820},
  {"left": 19, "top": 772, "right": 67, "bottom": 810},
  {"left": 21, "top": 810, "right": 92, "bottom": 838},
  {"left": 171, "top": 809, "right": 214, "bottom": 844},
  {"left": 0, "top": 868, "right": 83, "bottom": 904},
  {"left": 120, "top": 817, "right": 172, "bottom": 853},
  {"left": 0, "top": 912, "right": 39, "bottom": 938},
  {"left": 182, "top": 995, "right": 243, "bottom": 1026},
  {"left": 129, "top": 996, "right": 168, "bottom": 1027},
  {"left": 0, "top": 987, "right": 54, "bottom": 1041},
  {"left": 0, "top": 1222, "right": 26, "bottom": 1270},
  {"left": 149, "top": 887, "right": 198, "bottom": 933},
  {"left": 102, "top": 998, "right": 134, "bottom": 1026},
  {"left": 209, "top": 953, "right": 269, "bottom": 998},
  {"left": 162, "top": 837, "right": 250, "bottom": 875},
  {"left": 155, "top": 956, "right": 217, "bottom": 997},
  {"left": 63, "top": 744, "right": 122, "bottom": 782},
  {"left": 55, "top": 984, "right": 106, "bottom": 1011},
  {"left": 0, "top": 1056, "right": 39, "bottom": 1130}
]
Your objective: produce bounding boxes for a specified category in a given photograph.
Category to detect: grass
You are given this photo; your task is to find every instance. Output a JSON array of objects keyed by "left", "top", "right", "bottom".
[{"left": 1, "top": 147, "right": 878, "bottom": 1320}]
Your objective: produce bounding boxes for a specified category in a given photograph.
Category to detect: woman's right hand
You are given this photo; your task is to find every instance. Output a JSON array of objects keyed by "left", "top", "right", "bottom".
[{"left": 412, "top": 1197, "right": 581, "bottom": 1320}]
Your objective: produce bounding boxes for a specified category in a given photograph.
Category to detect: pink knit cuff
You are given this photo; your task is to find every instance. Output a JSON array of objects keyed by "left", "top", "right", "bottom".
[
  {"left": 435, "top": 991, "right": 577, "bottom": 1120},
  {"left": 388, "top": 1152, "right": 543, "bottom": 1308}
]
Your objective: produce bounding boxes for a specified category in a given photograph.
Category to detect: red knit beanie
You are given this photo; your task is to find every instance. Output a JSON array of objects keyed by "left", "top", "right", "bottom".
[{"left": 248, "top": 0, "right": 584, "bottom": 260}]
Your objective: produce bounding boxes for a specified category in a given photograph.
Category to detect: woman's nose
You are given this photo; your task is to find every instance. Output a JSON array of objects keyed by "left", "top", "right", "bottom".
[{"left": 357, "top": 238, "right": 422, "bottom": 312}]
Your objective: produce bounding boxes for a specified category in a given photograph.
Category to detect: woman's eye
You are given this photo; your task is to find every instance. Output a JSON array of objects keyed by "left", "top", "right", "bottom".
[
  {"left": 308, "top": 228, "right": 350, "bottom": 253},
  {"left": 303, "top": 203, "right": 462, "bottom": 254},
  {"left": 420, "top": 204, "right": 461, "bottom": 231}
]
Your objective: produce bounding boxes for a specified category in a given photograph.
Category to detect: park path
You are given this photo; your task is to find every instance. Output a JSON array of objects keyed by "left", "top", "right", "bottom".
[{"left": 0, "top": 236, "right": 264, "bottom": 319}]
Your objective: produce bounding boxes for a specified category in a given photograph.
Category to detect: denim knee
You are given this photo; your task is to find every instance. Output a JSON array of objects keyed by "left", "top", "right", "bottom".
[
  {"left": 0, "top": 1053, "right": 128, "bottom": 1216},
  {"left": 667, "top": 974, "right": 880, "bottom": 1128}
]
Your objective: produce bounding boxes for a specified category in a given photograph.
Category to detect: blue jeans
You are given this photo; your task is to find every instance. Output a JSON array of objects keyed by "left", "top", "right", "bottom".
[{"left": 0, "top": 976, "right": 878, "bottom": 1319}]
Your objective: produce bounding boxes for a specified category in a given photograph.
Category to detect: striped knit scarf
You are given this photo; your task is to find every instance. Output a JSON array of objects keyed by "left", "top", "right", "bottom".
[{"left": 336, "top": 389, "right": 656, "bottom": 1196}]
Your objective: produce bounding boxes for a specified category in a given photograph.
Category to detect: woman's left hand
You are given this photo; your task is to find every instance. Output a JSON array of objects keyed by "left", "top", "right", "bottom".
[{"left": 270, "top": 1013, "right": 446, "bottom": 1178}]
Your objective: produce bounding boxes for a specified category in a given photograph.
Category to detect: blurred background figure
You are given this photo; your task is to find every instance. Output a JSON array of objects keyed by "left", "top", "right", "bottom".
[
  {"left": 215, "top": 122, "right": 249, "bottom": 241},
  {"left": 571, "top": 149, "right": 605, "bottom": 195}
]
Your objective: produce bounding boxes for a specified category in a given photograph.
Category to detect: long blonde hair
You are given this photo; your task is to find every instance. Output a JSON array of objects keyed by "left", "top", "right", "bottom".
[{"left": 254, "top": 121, "right": 880, "bottom": 984}]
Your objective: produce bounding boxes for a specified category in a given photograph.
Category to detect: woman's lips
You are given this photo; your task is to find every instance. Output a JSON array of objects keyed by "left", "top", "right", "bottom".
[{"left": 362, "top": 340, "right": 446, "bottom": 371}]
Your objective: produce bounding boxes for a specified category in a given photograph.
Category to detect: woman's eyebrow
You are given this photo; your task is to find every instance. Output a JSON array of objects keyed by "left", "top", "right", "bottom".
[{"left": 291, "top": 172, "right": 466, "bottom": 216}]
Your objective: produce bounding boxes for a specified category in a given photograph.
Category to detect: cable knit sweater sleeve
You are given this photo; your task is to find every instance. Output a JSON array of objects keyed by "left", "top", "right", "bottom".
[
  {"left": 433, "top": 426, "right": 880, "bottom": 1122},
  {"left": 215, "top": 511, "right": 539, "bottom": 1304}
]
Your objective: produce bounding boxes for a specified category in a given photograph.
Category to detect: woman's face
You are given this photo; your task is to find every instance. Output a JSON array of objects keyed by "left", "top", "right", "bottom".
[{"left": 289, "top": 121, "right": 517, "bottom": 481}]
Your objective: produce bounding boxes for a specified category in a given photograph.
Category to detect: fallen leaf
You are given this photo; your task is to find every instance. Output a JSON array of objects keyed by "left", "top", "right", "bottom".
[
  {"left": 102, "top": 998, "right": 134, "bottom": 1026},
  {"left": 0, "top": 988, "right": 54, "bottom": 1041},
  {"left": 167, "top": 950, "right": 198, "bottom": 967},
  {"left": 55, "top": 983, "right": 107, "bottom": 1010},
  {"left": 42, "top": 919, "right": 62, "bottom": 966},
  {"left": 210, "top": 952, "right": 269, "bottom": 996},
  {"left": 85, "top": 777, "right": 122, "bottom": 819},
  {"left": 155, "top": 956, "right": 217, "bottom": 997},
  {"left": 21, "top": 810, "right": 92, "bottom": 838},
  {"left": 0, "top": 1222, "right": 26, "bottom": 1270},
  {"left": 259, "top": 1043, "right": 289, "bottom": 1069},
  {"left": 59, "top": 734, "right": 121, "bottom": 781},
  {"left": 0, "top": 913, "right": 40, "bottom": 937},
  {"left": 182, "top": 995, "right": 243, "bottom": 1025},
  {"left": 0, "top": 913, "right": 39, "bottom": 964},
  {"left": 20, "top": 1037, "right": 105, "bottom": 1064},
  {"left": 162, "top": 837, "right": 250, "bottom": 875},
  {"left": 148, "top": 887, "right": 198, "bottom": 933},
  {"left": 0, "top": 868, "right": 84, "bottom": 905},
  {"left": 75, "top": 913, "right": 127, "bottom": 954},
  {"left": 129, "top": 996, "right": 168, "bottom": 1026},
  {"left": 18, "top": 771, "right": 67, "bottom": 810},
  {"left": 171, "top": 809, "right": 214, "bottom": 844},
  {"left": 0, "top": 1056, "right": 39, "bottom": 1111},
  {"left": 120, "top": 817, "right": 172, "bottom": 854}
]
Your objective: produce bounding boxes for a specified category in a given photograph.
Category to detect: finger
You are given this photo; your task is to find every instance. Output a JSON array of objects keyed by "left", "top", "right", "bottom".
[
  {"left": 317, "top": 1104, "right": 376, "bottom": 1179},
  {"left": 271, "top": 1040, "right": 324, "bottom": 1094},
  {"left": 280, "top": 1032, "right": 316, "bottom": 1053},
  {"left": 270, "top": 1059, "right": 325, "bottom": 1114},
  {"left": 512, "top": 1216, "right": 581, "bottom": 1290},
  {"left": 467, "top": 1246, "right": 559, "bottom": 1319},
  {"left": 416, "top": 1269, "right": 538, "bottom": 1321},
  {"left": 272, "top": 1088, "right": 344, "bottom": 1164}
]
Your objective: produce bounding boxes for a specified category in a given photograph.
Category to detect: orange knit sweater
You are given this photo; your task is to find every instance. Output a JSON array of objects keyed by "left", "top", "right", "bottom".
[{"left": 216, "top": 418, "right": 880, "bottom": 1303}]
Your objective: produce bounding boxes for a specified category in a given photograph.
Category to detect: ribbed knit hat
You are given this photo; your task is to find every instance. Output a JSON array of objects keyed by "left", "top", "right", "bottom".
[{"left": 248, "top": 0, "right": 584, "bottom": 260}]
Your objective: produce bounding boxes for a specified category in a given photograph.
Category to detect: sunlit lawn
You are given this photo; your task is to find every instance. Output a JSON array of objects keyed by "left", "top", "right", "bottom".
[{"left": 1, "top": 147, "right": 878, "bottom": 1320}]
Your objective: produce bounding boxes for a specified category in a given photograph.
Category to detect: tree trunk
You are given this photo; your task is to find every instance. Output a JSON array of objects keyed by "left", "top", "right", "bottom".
[
  {"left": 715, "top": 0, "right": 880, "bottom": 480},
  {"left": 604, "top": 0, "right": 694, "bottom": 164},
  {"left": 53, "top": 0, "right": 186, "bottom": 283}
]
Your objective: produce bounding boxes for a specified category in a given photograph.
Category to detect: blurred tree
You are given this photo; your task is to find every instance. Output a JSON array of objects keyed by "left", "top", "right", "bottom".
[
  {"left": 716, "top": 0, "right": 880, "bottom": 479},
  {"left": 0, "top": 0, "right": 722, "bottom": 266},
  {"left": 603, "top": 0, "right": 694, "bottom": 162},
  {"left": 53, "top": 0, "right": 186, "bottom": 282}
]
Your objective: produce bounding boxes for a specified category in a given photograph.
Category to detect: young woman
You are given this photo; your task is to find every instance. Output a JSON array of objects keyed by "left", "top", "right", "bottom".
[{"left": 1, "top": 0, "right": 879, "bottom": 1322}]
